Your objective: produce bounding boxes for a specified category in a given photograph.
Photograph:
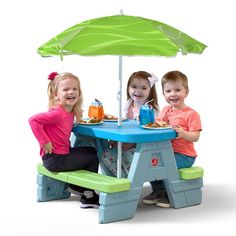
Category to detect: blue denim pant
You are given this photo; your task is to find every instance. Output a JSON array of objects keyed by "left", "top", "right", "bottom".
[{"left": 150, "top": 152, "right": 195, "bottom": 191}]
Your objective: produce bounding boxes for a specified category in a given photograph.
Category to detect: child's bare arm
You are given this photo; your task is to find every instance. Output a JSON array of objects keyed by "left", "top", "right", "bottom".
[
  {"left": 122, "top": 143, "right": 136, "bottom": 151},
  {"left": 174, "top": 126, "right": 200, "bottom": 142},
  {"left": 109, "top": 141, "right": 135, "bottom": 151}
]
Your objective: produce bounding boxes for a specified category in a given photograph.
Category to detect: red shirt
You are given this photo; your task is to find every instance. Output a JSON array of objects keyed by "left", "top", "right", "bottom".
[{"left": 159, "top": 106, "right": 202, "bottom": 157}]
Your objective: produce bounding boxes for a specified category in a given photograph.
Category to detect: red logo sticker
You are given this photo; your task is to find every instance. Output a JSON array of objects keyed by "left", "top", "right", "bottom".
[{"left": 151, "top": 158, "right": 158, "bottom": 166}]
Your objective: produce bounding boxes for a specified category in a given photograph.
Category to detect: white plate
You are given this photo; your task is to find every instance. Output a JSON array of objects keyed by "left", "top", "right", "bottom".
[
  {"left": 103, "top": 118, "right": 128, "bottom": 122},
  {"left": 77, "top": 120, "right": 103, "bottom": 125},
  {"left": 141, "top": 125, "right": 172, "bottom": 130}
]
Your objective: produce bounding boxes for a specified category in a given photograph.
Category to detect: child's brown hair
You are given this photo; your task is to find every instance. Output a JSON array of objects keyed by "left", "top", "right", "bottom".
[{"left": 126, "top": 71, "right": 159, "bottom": 111}]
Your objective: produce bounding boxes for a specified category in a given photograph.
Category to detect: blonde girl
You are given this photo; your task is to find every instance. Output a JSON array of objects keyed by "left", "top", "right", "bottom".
[
  {"left": 29, "top": 72, "right": 99, "bottom": 209},
  {"left": 47, "top": 72, "right": 83, "bottom": 122}
]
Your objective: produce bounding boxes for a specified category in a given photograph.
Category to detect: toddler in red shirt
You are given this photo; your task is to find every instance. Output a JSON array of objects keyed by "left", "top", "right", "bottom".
[{"left": 143, "top": 70, "right": 202, "bottom": 208}]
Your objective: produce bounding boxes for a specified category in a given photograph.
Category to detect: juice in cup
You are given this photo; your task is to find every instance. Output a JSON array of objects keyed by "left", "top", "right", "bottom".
[
  {"left": 88, "top": 101, "right": 104, "bottom": 120},
  {"left": 139, "top": 105, "right": 154, "bottom": 125}
]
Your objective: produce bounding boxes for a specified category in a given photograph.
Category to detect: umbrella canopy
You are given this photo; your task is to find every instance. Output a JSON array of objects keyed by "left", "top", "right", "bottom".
[{"left": 38, "top": 14, "right": 206, "bottom": 58}]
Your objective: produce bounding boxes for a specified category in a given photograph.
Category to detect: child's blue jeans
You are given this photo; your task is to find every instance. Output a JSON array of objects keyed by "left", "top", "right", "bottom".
[{"left": 150, "top": 152, "right": 195, "bottom": 191}]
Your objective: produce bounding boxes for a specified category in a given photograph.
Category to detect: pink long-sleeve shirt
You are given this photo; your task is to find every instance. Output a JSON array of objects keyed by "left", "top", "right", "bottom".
[{"left": 29, "top": 106, "right": 74, "bottom": 157}]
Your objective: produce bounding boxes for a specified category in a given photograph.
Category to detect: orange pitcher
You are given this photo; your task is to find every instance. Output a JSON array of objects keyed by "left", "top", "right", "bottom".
[{"left": 88, "top": 101, "right": 104, "bottom": 120}]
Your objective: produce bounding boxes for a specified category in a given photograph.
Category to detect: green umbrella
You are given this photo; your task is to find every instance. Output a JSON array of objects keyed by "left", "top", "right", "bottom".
[
  {"left": 38, "top": 14, "right": 206, "bottom": 57},
  {"left": 38, "top": 14, "right": 206, "bottom": 178}
]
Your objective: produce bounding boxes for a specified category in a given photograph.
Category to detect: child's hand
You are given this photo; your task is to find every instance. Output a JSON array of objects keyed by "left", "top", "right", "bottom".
[
  {"left": 173, "top": 126, "right": 185, "bottom": 139},
  {"left": 43, "top": 142, "right": 53, "bottom": 154},
  {"left": 173, "top": 126, "right": 200, "bottom": 142}
]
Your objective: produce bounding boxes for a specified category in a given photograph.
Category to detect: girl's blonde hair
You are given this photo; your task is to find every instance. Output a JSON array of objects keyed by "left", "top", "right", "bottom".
[
  {"left": 161, "top": 70, "right": 189, "bottom": 93},
  {"left": 47, "top": 72, "right": 83, "bottom": 121},
  {"left": 126, "top": 71, "right": 159, "bottom": 111}
]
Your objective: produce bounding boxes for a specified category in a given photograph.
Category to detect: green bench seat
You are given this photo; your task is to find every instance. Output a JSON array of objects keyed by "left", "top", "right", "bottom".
[
  {"left": 178, "top": 166, "right": 204, "bottom": 180},
  {"left": 37, "top": 163, "right": 130, "bottom": 193}
]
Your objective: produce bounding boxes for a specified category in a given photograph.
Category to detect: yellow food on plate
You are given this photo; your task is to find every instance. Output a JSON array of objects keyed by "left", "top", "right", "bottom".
[
  {"left": 104, "top": 114, "right": 118, "bottom": 120},
  {"left": 79, "top": 117, "right": 102, "bottom": 124},
  {"left": 145, "top": 120, "right": 170, "bottom": 128}
]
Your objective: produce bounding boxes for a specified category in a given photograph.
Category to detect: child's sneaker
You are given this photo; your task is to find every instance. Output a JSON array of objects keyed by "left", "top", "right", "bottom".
[
  {"left": 156, "top": 192, "right": 170, "bottom": 208},
  {"left": 80, "top": 191, "right": 99, "bottom": 209},
  {"left": 143, "top": 190, "right": 164, "bottom": 204},
  {"left": 67, "top": 187, "right": 83, "bottom": 199}
]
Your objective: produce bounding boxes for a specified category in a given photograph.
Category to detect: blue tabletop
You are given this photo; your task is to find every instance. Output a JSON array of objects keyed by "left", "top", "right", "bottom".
[{"left": 72, "top": 120, "right": 176, "bottom": 143}]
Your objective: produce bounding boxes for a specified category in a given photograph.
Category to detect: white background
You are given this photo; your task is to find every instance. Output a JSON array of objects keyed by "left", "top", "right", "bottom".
[{"left": 1, "top": 0, "right": 236, "bottom": 235}]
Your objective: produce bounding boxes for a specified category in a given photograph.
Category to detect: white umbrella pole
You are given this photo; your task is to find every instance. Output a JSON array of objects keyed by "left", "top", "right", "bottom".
[
  {"left": 117, "top": 55, "right": 123, "bottom": 178},
  {"left": 117, "top": 141, "right": 122, "bottom": 178},
  {"left": 118, "top": 55, "right": 123, "bottom": 126}
]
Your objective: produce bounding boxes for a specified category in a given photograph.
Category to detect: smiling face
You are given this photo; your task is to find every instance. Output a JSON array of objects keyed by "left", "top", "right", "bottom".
[
  {"left": 163, "top": 80, "right": 188, "bottom": 110},
  {"left": 128, "top": 77, "right": 151, "bottom": 106},
  {"left": 55, "top": 77, "right": 80, "bottom": 112}
]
